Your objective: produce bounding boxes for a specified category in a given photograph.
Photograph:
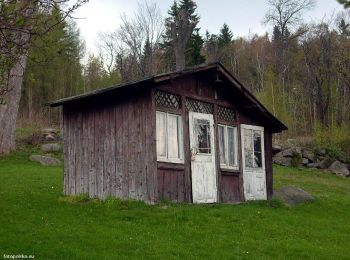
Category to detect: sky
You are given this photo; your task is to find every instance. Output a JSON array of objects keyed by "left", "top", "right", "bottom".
[{"left": 73, "top": 0, "right": 346, "bottom": 55}]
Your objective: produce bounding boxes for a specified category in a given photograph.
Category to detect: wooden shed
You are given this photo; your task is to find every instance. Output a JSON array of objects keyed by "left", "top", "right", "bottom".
[{"left": 50, "top": 62, "right": 287, "bottom": 204}]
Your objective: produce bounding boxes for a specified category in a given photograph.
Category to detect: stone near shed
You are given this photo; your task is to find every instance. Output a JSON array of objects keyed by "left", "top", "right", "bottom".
[
  {"left": 318, "top": 158, "right": 333, "bottom": 169},
  {"left": 41, "top": 143, "right": 61, "bottom": 152},
  {"left": 316, "top": 149, "right": 326, "bottom": 156},
  {"left": 273, "top": 156, "right": 292, "bottom": 167},
  {"left": 302, "top": 149, "right": 315, "bottom": 162},
  {"left": 29, "top": 155, "right": 61, "bottom": 166},
  {"left": 302, "top": 158, "right": 309, "bottom": 165},
  {"left": 272, "top": 144, "right": 283, "bottom": 155},
  {"left": 306, "top": 163, "right": 320, "bottom": 168},
  {"left": 41, "top": 128, "right": 59, "bottom": 134},
  {"left": 286, "top": 139, "right": 297, "bottom": 146},
  {"left": 273, "top": 186, "right": 314, "bottom": 206},
  {"left": 328, "top": 161, "right": 350, "bottom": 177},
  {"left": 281, "top": 148, "right": 294, "bottom": 157},
  {"left": 45, "top": 134, "right": 56, "bottom": 142}
]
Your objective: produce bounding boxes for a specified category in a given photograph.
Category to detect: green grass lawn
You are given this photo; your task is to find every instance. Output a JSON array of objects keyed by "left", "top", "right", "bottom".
[{"left": 0, "top": 149, "right": 350, "bottom": 259}]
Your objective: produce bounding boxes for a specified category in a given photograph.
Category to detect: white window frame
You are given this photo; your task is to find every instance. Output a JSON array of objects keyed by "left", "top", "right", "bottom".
[
  {"left": 218, "top": 124, "right": 239, "bottom": 170},
  {"left": 156, "top": 111, "right": 184, "bottom": 164}
]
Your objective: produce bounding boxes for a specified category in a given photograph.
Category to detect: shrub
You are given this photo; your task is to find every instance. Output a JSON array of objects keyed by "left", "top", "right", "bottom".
[{"left": 291, "top": 152, "right": 302, "bottom": 168}]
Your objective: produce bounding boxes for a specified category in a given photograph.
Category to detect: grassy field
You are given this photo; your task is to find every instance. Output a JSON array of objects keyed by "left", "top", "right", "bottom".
[{"left": 0, "top": 149, "right": 350, "bottom": 259}]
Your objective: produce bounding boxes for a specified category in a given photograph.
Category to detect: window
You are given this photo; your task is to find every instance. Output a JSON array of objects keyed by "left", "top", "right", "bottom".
[
  {"left": 156, "top": 111, "right": 183, "bottom": 163},
  {"left": 218, "top": 125, "right": 238, "bottom": 169},
  {"left": 194, "top": 119, "right": 211, "bottom": 154},
  {"left": 243, "top": 129, "right": 263, "bottom": 168}
]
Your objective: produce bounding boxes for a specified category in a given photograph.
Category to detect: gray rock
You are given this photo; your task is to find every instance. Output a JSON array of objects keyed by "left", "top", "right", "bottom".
[
  {"left": 302, "top": 158, "right": 309, "bottom": 165},
  {"left": 273, "top": 186, "right": 314, "bottom": 206},
  {"left": 316, "top": 149, "right": 326, "bottom": 156},
  {"left": 29, "top": 155, "right": 61, "bottom": 166},
  {"left": 286, "top": 139, "right": 297, "bottom": 146},
  {"left": 44, "top": 134, "right": 56, "bottom": 142},
  {"left": 272, "top": 144, "right": 283, "bottom": 155},
  {"left": 319, "top": 158, "right": 333, "bottom": 169},
  {"left": 281, "top": 148, "right": 294, "bottom": 157},
  {"left": 273, "top": 156, "right": 292, "bottom": 167},
  {"left": 41, "top": 128, "right": 59, "bottom": 134},
  {"left": 328, "top": 161, "right": 350, "bottom": 177},
  {"left": 306, "top": 163, "right": 320, "bottom": 168},
  {"left": 302, "top": 149, "right": 315, "bottom": 162},
  {"left": 41, "top": 143, "right": 61, "bottom": 152}
]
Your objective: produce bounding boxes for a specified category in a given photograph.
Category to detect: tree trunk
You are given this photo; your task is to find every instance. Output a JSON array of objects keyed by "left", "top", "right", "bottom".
[
  {"left": 175, "top": 46, "right": 186, "bottom": 71},
  {"left": 0, "top": 54, "right": 28, "bottom": 154}
]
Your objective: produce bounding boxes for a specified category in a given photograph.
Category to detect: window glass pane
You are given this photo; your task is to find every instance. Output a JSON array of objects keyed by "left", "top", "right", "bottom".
[
  {"left": 218, "top": 125, "right": 226, "bottom": 164},
  {"left": 244, "top": 129, "right": 253, "bottom": 168},
  {"left": 227, "top": 127, "right": 236, "bottom": 166},
  {"left": 167, "top": 115, "right": 180, "bottom": 159},
  {"left": 195, "top": 119, "right": 211, "bottom": 154},
  {"left": 156, "top": 112, "right": 166, "bottom": 157},
  {"left": 254, "top": 131, "right": 262, "bottom": 167}
]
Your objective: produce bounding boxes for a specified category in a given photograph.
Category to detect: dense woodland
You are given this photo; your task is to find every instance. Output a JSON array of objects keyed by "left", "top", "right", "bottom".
[{"left": 1, "top": 0, "right": 350, "bottom": 154}]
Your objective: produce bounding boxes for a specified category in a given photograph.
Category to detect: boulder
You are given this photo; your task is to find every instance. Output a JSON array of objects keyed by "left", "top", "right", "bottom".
[
  {"left": 281, "top": 148, "right": 294, "bottom": 157},
  {"left": 286, "top": 139, "right": 297, "bottom": 146},
  {"left": 41, "top": 128, "right": 59, "bottom": 134},
  {"left": 318, "top": 158, "right": 333, "bottom": 169},
  {"left": 302, "top": 149, "right": 315, "bottom": 162},
  {"left": 41, "top": 143, "right": 61, "bottom": 152},
  {"left": 273, "top": 186, "right": 314, "bottom": 206},
  {"left": 302, "top": 158, "right": 309, "bottom": 165},
  {"left": 273, "top": 156, "right": 292, "bottom": 167},
  {"left": 29, "top": 155, "right": 61, "bottom": 166},
  {"left": 328, "top": 161, "right": 350, "bottom": 177},
  {"left": 44, "top": 134, "right": 56, "bottom": 142},
  {"left": 272, "top": 144, "right": 283, "bottom": 155},
  {"left": 306, "top": 163, "right": 320, "bottom": 168},
  {"left": 316, "top": 149, "right": 326, "bottom": 156}
]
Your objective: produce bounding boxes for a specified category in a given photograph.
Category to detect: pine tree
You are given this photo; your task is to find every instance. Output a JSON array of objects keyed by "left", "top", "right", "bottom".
[
  {"left": 218, "top": 23, "right": 233, "bottom": 48},
  {"left": 162, "top": 0, "right": 201, "bottom": 70},
  {"left": 186, "top": 28, "right": 205, "bottom": 66}
]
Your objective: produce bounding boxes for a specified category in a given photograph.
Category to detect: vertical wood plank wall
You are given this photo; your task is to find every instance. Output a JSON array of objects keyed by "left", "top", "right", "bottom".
[{"left": 62, "top": 89, "right": 157, "bottom": 203}]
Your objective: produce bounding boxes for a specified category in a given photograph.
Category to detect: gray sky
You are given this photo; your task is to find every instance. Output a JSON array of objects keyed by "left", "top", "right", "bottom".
[{"left": 74, "top": 0, "right": 345, "bottom": 55}]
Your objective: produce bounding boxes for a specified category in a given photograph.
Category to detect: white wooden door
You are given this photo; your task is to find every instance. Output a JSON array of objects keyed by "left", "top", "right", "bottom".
[
  {"left": 241, "top": 124, "right": 267, "bottom": 201},
  {"left": 189, "top": 112, "right": 217, "bottom": 203}
]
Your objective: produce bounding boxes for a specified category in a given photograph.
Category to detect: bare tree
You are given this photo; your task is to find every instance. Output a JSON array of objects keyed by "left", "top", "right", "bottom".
[
  {"left": 301, "top": 23, "right": 334, "bottom": 126},
  {"left": 264, "top": 0, "right": 315, "bottom": 97},
  {"left": 0, "top": 0, "right": 87, "bottom": 154},
  {"left": 99, "top": 1, "right": 164, "bottom": 81}
]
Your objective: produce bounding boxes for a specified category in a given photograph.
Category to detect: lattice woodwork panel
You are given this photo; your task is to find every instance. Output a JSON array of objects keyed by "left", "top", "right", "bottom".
[
  {"left": 155, "top": 90, "right": 181, "bottom": 109},
  {"left": 185, "top": 98, "right": 213, "bottom": 114},
  {"left": 218, "top": 106, "right": 236, "bottom": 122}
]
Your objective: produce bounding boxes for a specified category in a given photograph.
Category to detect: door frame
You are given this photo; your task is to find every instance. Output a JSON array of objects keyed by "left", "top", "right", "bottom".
[
  {"left": 189, "top": 111, "right": 218, "bottom": 203},
  {"left": 240, "top": 124, "right": 267, "bottom": 201}
]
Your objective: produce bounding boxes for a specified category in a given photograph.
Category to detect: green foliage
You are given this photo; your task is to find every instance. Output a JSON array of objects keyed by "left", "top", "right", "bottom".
[
  {"left": 218, "top": 23, "right": 233, "bottom": 47},
  {"left": 291, "top": 153, "right": 302, "bottom": 168},
  {"left": 337, "top": 0, "right": 350, "bottom": 9},
  {"left": 21, "top": 8, "right": 85, "bottom": 117},
  {"left": 186, "top": 28, "right": 206, "bottom": 66},
  {"left": 1, "top": 152, "right": 350, "bottom": 258},
  {"left": 162, "top": 0, "right": 202, "bottom": 70},
  {"left": 313, "top": 123, "right": 350, "bottom": 161}
]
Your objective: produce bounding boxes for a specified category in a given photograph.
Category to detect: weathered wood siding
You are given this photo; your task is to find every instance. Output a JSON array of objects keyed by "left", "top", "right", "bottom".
[
  {"left": 219, "top": 174, "right": 241, "bottom": 203},
  {"left": 155, "top": 73, "right": 274, "bottom": 203},
  {"left": 155, "top": 74, "right": 245, "bottom": 203},
  {"left": 62, "top": 88, "right": 157, "bottom": 202}
]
